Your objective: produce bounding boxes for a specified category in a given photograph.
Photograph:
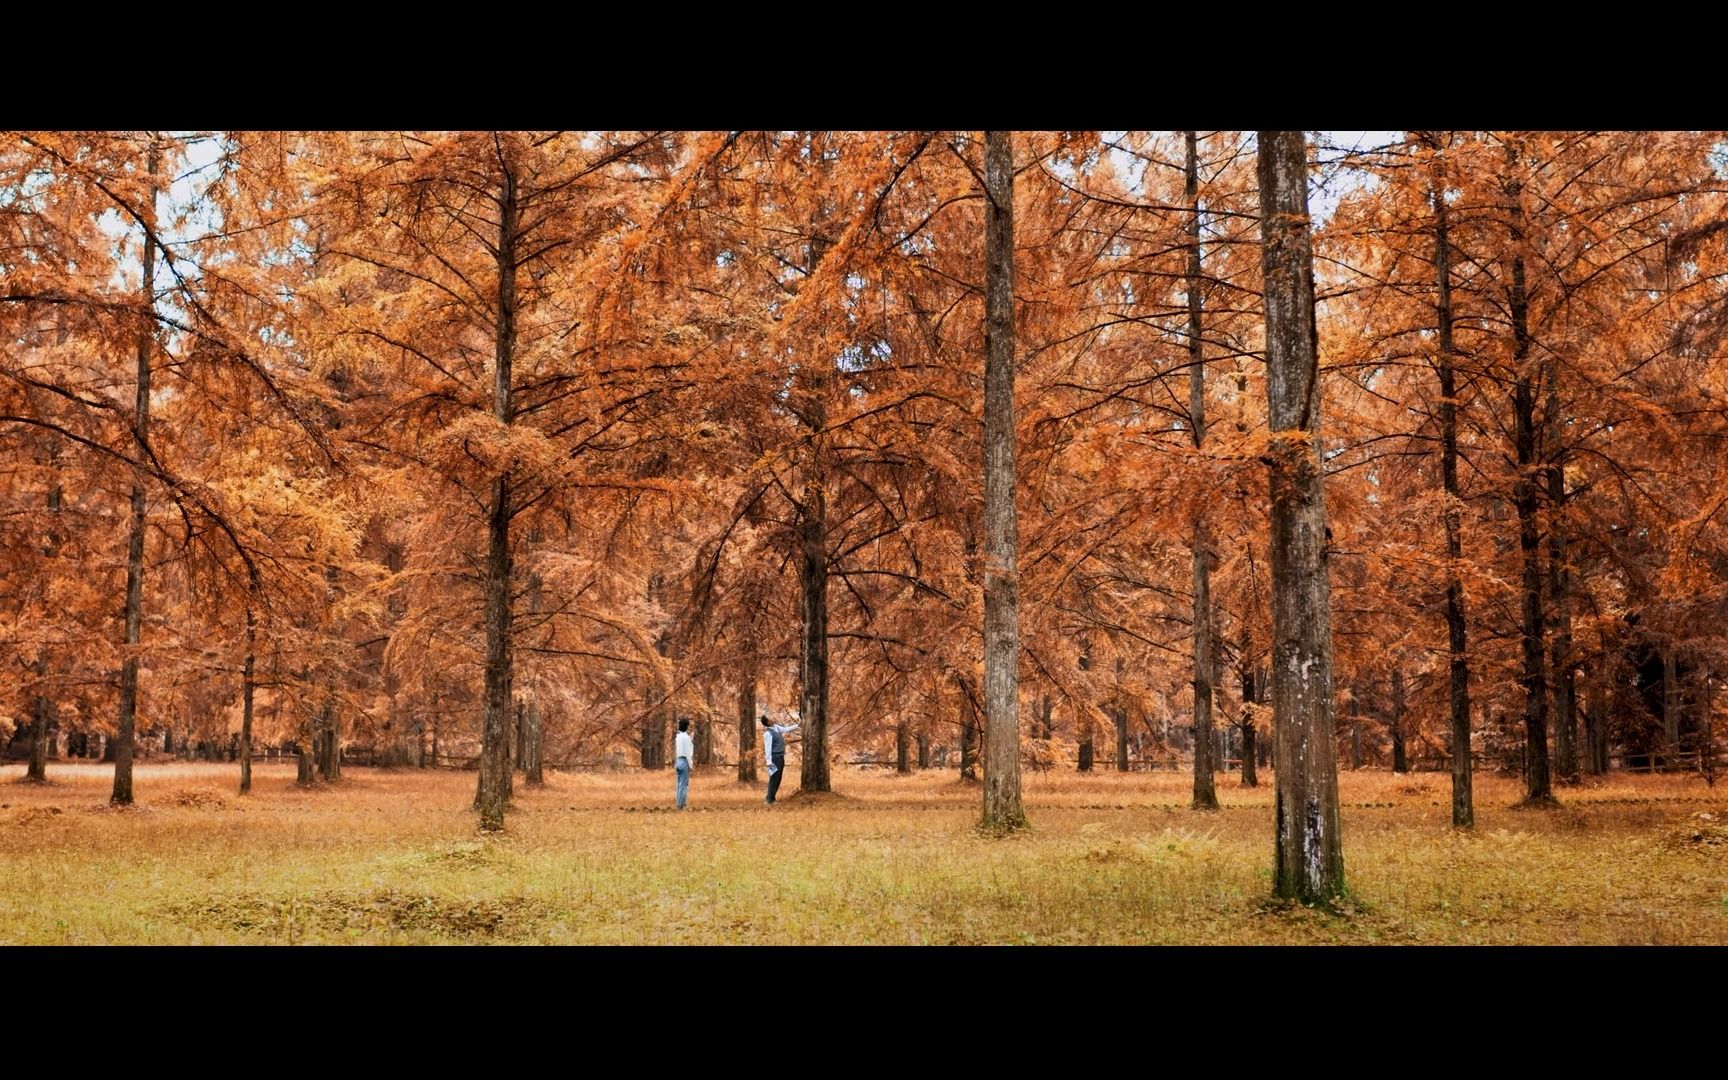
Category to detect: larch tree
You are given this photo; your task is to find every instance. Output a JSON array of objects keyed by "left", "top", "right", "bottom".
[
  {"left": 111, "top": 136, "right": 160, "bottom": 806},
  {"left": 1425, "top": 132, "right": 1475, "bottom": 825},
  {"left": 307, "top": 130, "right": 679, "bottom": 829},
  {"left": 1186, "top": 129, "right": 1220, "bottom": 812},
  {"left": 980, "top": 130, "right": 1026, "bottom": 832},
  {"left": 1258, "top": 130, "right": 1344, "bottom": 904}
]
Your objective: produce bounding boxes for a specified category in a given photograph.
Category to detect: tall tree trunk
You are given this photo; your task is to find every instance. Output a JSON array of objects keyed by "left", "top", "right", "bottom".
[
  {"left": 1506, "top": 144, "right": 1553, "bottom": 805},
  {"left": 916, "top": 731, "right": 929, "bottom": 769},
  {"left": 896, "top": 722, "right": 911, "bottom": 774},
  {"left": 517, "top": 557, "right": 544, "bottom": 783},
  {"left": 1114, "top": 705, "right": 1129, "bottom": 772},
  {"left": 239, "top": 597, "right": 255, "bottom": 795},
  {"left": 1663, "top": 648, "right": 1681, "bottom": 767},
  {"left": 797, "top": 145, "right": 835, "bottom": 795},
  {"left": 979, "top": 131, "right": 1025, "bottom": 831},
  {"left": 26, "top": 695, "right": 51, "bottom": 782},
  {"left": 317, "top": 694, "right": 340, "bottom": 781},
  {"left": 1239, "top": 667, "right": 1260, "bottom": 788},
  {"left": 1391, "top": 667, "right": 1409, "bottom": 773},
  {"left": 28, "top": 446, "right": 64, "bottom": 782},
  {"left": 1077, "top": 652, "right": 1093, "bottom": 771},
  {"left": 1349, "top": 694, "right": 1362, "bottom": 770},
  {"left": 1701, "top": 665, "right": 1717, "bottom": 786},
  {"left": 1427, "top": 134, "right": 1474, "bottom": 826},
  {"left": 1547, "top": 396, "right": 1577, "bottom": 783},
  {"left": 476, "top": 146, "right": 517, "bottom": 831},
  {"left": 1578, "top": 683, "right": 1596, "bottom": 775},
  {"left": 1258, "top": 130, "right": 1344, "bottom": 904},
  {"left": 297, "top": 731, "right": 315, "bottom": 785},
  {"left": 1583, "top": 683, "right": 1606, "bottom": 775},
  {"left": 112, "top": 139, "right": 159, "bottom": 807},
  {"left": 640, "top": 699, "right": 665, "bottom": 769},
  {"left": 316, "top": 699, "right": 340, "bottom": 781},
  {"left": 523, "top": 701, "right": 544, "bottom": 782},
  {"left": 960, "top": 698, "right": 979, "bottom": 782},
  {"left": 736, "top": 661, "right": 758, "bottom": 783},
  {"left": 798, "top": 466, "right": 831, "bottom": 792},
  {"left": 695, "top": 715, "right": 714, "bottom": 768},
  {"left": 1185, "top": 130, "right": 1221, "bottom": 812}
]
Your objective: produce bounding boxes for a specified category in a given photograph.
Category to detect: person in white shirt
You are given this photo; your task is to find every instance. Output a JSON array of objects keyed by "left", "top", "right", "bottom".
[
  {"left": 760, "top": 714, "right": 799, "bottom": 805},
  {"left": 674, "top": 717, "right": 695, "bottom": 809}
]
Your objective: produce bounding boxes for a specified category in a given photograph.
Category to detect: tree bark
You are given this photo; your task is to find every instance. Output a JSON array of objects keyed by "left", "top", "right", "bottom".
[
  {"left": 519, "top": 560, "right": 544, "bottom": 784},
  {"left": 1583, "top": 684, "right": 1606, "bottom": 775},
  {"left": 316, "top": 698, "right": 340, "bottom": 781},
  {"left": 1701, "top": 666, "right": 1717, "bottom": 785},
  {"left": 1239, "top": 666, "right": 1260, "bottom": 788},
  {"left": 1349, "top": 694, "right": 1363, "bottom": 770},
  {"left": 1663, "top": 648, "right": 1681, "bottom": 767},
  {"left": 736, "top": 662, "right": 758, "bottom": 783},
  {"left": 896, "top": 722, "right": 911, "bottom": 774},
  {"left": 24, "top": 469, "right": 60, "bottom": 781},
  {"left": 1183, "top": 130, "right": 1221, "bottom": 812},
  {"left": 1114, "top": 705, "right": 1129, "bottom": 772},
  {"left": 240, "top": 596, "right": 255, "bottom": 795},
  {"left": 789, "top": 228, "right": 838, "bottom": 797},
  {"left": 517, "top": 699, "right": 537, "bottom": 777},
  {"left": 695, "top": 712, "right": 714, "bottom": 768},
  {"left": 112, "top": 139, "right": 159, "bottom": 807},
  {"left": 476, "top": 143, "right": 518, "bottom": 831},
  {"left": 916, "top": 731, "right": 929, "bottom": 769},
  {"left": 1075, "top": 652, "right": 1094, "bottom": 771},
  {"left": 1390, "top": 668, "right": 1408, "bottom": 774},
  {"left": 1426, "top": 134, "right": 1474, "bottom": 827},
  {"left": 27, "top": 451, "right": 64, "bottom": 783},
  {"left": 26, "top": 695, "right": 51, "bottom": 782},
  {"left": 1240, "top": 726, "right": 1258, "bottom": 786},
  {"left": 1547, "top": 390, "right": 1577, "bottom": 783},
  {"left": 1258, "top": 130, "right": 1345, "bottom": 904},
  {"left": 640, "top": 703, "right": 665, "bottom": 769},
  {"left": 979, "top": 134, "right": 1025, "bottom": 831},
  {"left": 798, "top": 465, "right": 831, "bottom": 793},
  {"left": 959, "top": 697, "right": 979, "bottom": 782},
  {"left": 1505, "top": 142, "right": 1553, "bottom": 805}
]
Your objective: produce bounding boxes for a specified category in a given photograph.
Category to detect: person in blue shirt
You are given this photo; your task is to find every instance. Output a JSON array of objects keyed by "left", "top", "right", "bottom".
[{"left": 760, "top": 714, "right": 799, "bottom": 805}]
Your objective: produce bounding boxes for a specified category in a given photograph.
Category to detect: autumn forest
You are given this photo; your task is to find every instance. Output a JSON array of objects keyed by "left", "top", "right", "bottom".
[{"left": 5, "top": 131, "right": 1727, "bottom": 942}]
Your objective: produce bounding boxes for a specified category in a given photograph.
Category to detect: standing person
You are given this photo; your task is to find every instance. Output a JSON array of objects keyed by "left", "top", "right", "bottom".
[
  {"left": 674, "top": 717, "right": 694, "bottom": 809},
  {"left": 761, "top": 714, "right": 799, "bottom": 805}
]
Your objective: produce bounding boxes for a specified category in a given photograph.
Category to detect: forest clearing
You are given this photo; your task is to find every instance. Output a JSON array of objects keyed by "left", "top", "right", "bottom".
[
  {"left": 3, "top": 762, "right": 1723, "bottom": 944},
  {"left": 6, "top": 130, "right": 1728, "bottom": 945}
]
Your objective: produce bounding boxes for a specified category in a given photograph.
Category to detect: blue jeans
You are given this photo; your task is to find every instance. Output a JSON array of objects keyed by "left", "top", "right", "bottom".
[{"left": 675, "top": 757, "right": 690, "bottom": 809}]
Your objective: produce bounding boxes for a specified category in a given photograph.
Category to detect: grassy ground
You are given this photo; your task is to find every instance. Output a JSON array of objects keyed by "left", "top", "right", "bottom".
[{"left": 2, "top": 761, "right": 1724, "bottom": 944}]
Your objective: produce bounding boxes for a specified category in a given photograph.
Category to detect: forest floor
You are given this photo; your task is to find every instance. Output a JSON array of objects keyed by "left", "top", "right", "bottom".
[{"left": 2, "top": 761, "right": 1724, "bottom": 945}]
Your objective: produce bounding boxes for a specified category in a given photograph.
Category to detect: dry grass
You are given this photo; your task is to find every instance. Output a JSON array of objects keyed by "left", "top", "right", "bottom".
[{"left": 2, "top": 761, "right": 1724, "bottom": 944}]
